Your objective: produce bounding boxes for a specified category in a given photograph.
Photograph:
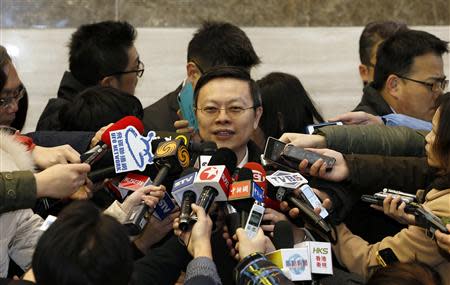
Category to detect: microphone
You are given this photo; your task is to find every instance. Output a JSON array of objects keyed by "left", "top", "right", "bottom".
[
  {"left": 171, "top": 167, "right": 199, "bottom": 231},
  {"left": 192, "top": 148, "right": 236, "bottom": 219},
  {"left": 266, "top": 183, "right": 332, "bottom": 239},
  {"left": 123, "top": 139, "right": 190, "bottom": 235},
  {"left": 273, "top": 220, "right": 294, "bottom": 250},
  {"left": 228, "top": 168, "right": 264, "bottom": 228},
  {"left": 192, "top": 141, "right": 218, "bottom": 168},
  {"left": 81, "top": 116, "right": 144, "bottom": 165},
  {"left": 243, "top": 162, "right": 280, "bottom": 210},
  {"left": 87, "top": 138, "right": 165, "bottom": 183}
]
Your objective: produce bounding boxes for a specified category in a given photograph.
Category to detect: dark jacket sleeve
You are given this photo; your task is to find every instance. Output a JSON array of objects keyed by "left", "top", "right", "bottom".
[
  {"left": 26, "top": 131, "right": 95, "bottom": 153},
  {"left": 316, "top": 125, "right": 427, "bottom": 157},
  {"left": 0, "top": 171, "right": 37, "bottom": 214},
  {"left": 344, "top": 154, "right": 434, "bottom": 195},
  {"left": 234, "top": 253, "right": 293, "bottom": 285},
  {"left": 131, "top": 235, "right": 192, "bottom": 285}
]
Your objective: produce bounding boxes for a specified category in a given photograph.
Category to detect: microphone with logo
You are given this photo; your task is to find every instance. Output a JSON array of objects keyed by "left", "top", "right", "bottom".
[
  {"left": 190, "top": 148, "right": 237, "bottom": 221},
  {"left": 81, "top": 116, "right": 144, "bottom": 165},
  {"left": 123, "top": 139, "right": 190, "bottom": 235},
  {"left": 266, "top": 182, "right": 333, "bottom": 241},
  {"left": 171, "top": 167, "right": 201, "bottom": 231},
  {"left": 244, "top": 162, "right": 281, "bottom": 211},
  {"left": 191, "top": 141, "right": 218, "bottom": 168},
  {"left": 228, "top": 168, "right": 265, "bottom": 230},
  {"left": 267, "top": 220, "right": 333, "bottom": 281}
]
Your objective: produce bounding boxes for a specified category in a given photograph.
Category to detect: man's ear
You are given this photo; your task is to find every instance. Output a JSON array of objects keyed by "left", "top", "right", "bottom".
[
  {"left": 359, "top": 64, "right": 370, "bottom": 83},
  {"left": 253, "top": 106, "right": 263, "bottom": 130},
  {"left": 99, "top": 76, "right": 118, "bottom": 88},
  {"left": 385, "top": 74, "right": 400, "bottom": 99},
  {"left": 186, "top": 62, "right": 202, "bottom": 86}
]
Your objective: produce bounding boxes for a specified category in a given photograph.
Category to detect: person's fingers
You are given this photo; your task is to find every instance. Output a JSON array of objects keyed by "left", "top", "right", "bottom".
[
  {"left": 383, "top": 194, "right": 393, "bottom": 213},
  {"left": 398, "top": 201, "right": 406, "bottom": 213},
  {"left": 263, "top": 213, "right": 274, "bottom": 222},
  {"left": 279, "top": 133, "right": 292, "bottom": 143},
  {"left": 289, "top": 208, "right": 300, "bottom": 219},
  {"left": 191, "top": 204, "right": 206, "bottom": 220},
  {"left": 298, "top": 159, "right": 309, "bottom": 172},
  {"left": 174, "top": 119, "right": 189, "bottom": 129},
  {"left": 261, "top": 224, "right": 274, "bottom": 232},
  {"left": 70, "top": 163, "right": 91, "bottom": 174},
  {"left": 370, "top": 204, "right": 383, "bottom": 212},
  {"left": 309, "top": 159, "right": 324, "bottom": 176},
  {"left": 279, "top": 201, "right": 290, "bottom": 212},
  {"left": 176, "top": 127, "right": 194, "bottom": 134},
  {"left": 322, "top": 198, "right": 333, "bottom": 210},
  {"left": 389, "top": 196, "right": 401, "bottom": 214},
  {"left": 142, "top": 196, "right": 159, "bottom": 208},
  {"left": 318, "top": 162, "right": 328, "bottom": 177},
  {"left": 63, "top": 145, "right": 81, "bottom": 163}
]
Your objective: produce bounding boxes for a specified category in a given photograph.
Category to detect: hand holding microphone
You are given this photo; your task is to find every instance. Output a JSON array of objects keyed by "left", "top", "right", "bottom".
[{"left": 174, "top": 204, "right": 213, "bottom": 259}]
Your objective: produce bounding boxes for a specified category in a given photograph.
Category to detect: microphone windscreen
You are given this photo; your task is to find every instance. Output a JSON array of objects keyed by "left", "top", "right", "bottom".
[
  {"left": 101, "top": 116, "right": 144, "bottom": 146},
  {"left": 179, "top": 167, "right": 197, "bottom": 177},
  {"left": 151, "top": 138, "right": 166, "bottom": 153},
  {"left": 208, "top": 147, "right": 237, "bottom": 173},
  {"left": 265, "top": 183, "right": 279, "bottom": 201},
  {"left": 237, "top": 167, "right": 253, "bottom": 181},
  {"left": 243, "top": 162, "right": 267, "bottom": 190},
  {"left": 199, "top": 141, "right": 217, "bottom": 155},
  {"left": 273, "top": 220, "right": 294, "bottom": 249}
]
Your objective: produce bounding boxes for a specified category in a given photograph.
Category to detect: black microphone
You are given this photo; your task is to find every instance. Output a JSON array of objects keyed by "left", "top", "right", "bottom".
[
  {"left": 192, "top": 148, "right": 237, "bottom": 220},
  {"left": 273, "top": 220, "right": 294, "bottom": 249},
  {"left": 266, "top": 183, "right": 332, "bottom": 238},
  {"left": 123, "top": 139, "right": 190, "bottom": 235},
  {"left": 171, "top": 167, "right": 199, "bottom": 231}
]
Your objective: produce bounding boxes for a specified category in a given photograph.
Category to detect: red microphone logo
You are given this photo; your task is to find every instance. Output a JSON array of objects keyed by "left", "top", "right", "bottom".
[{"left": 199, "top": 166, "right": 219, "bottom": 180}]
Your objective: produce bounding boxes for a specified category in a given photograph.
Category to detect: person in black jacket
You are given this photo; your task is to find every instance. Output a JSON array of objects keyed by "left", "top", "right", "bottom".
[
  {"left": 36, "top": 21, "right": 143, "bottom": 131},
  {"left": 353, "top": 29, "right": 448, "bottom": 121},
  {"left": 142, "top": 21, "right": 261, "bottom": 132}
]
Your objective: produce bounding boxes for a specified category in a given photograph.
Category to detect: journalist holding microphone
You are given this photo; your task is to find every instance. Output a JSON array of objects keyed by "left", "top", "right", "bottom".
[{"left": 282, "top": 93, "right": 450, "bottom": 283}]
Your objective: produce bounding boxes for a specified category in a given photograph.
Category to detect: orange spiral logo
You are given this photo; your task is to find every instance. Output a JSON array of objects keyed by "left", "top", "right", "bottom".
[
  {"left": 177, "top": 145, "right": 190, "bottom": 168},
  {"left": 156, "top": 141, "right": 177, "bottom": 157}
]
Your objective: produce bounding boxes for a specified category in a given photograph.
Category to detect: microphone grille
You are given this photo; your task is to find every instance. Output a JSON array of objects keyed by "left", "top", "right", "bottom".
[{"left": 273, "top": 220, "right": 294, "bottom": 249}]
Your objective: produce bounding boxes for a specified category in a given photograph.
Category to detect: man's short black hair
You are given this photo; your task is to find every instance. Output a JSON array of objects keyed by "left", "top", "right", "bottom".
[
  {"left": 359, "top": 20, "right": 408, "bottom": 66},
  {"left": 373, "top": 29, "right": 448, "bottom": 90},
  {"left": 59, "top": 86, "right": 143, "bottom": 131},
  {"left": 32, "top": 201, "right": 133, "bottom": 285},
  {"left": 69, "top": 21, "right": 137, "bottom": 86},
  {"left": 194, "top": 66, "right": 261, "bottom": 108},
  {"left": 187, "top": 21, "right": 261, "bottom": 73}
]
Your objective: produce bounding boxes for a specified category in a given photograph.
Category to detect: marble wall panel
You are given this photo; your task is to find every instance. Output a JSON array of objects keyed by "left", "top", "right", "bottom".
[
  {"left": 0, "top": 0, "right": 448, "bottom": 28},
  {"left": 0, "top": 0, "right": 116, "bottom": 28}
]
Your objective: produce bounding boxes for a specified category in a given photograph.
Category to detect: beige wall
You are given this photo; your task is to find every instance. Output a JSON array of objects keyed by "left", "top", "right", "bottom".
[{"left": 1, "top": 26, "right": 448, "bottom": 133}]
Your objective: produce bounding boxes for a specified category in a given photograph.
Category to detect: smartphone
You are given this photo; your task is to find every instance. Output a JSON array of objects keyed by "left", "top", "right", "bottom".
[
  {"left": 376, "top": 248, "right": 399, "bottom": 267},
  {"left": 263, "top": 137, "right": 299, "bottom": 171},
  {"left": 299, "top": 184, "right": 329, "bottom": 218},
  {"left": 244, "top": 203, "right": 265, "bottom": 239},
  {"left": 306, "top": 121, "right": 343, "bottom": 134},
  {"left": 281, "top": 144, "right": 336, "bottom": 170},
  {"left": 177, "top": 78, "right": 198, "bottom": 130}
]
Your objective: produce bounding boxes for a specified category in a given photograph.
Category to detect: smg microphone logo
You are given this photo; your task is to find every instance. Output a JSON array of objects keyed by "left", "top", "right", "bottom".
[{"left": 199, "top": 166, "right": 219, "bottom": 180}]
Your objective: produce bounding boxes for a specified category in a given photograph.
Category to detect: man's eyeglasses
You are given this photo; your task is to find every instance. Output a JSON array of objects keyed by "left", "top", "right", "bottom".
[
  {"left": 0, "top": 84, "right": 26, "bottom": 109},
  {"left": 106, "top": 59, "right": 145, "bottom": 78},
  {"left": 395, "top": 74, "right": 448, "bottom": 93},
  {"left": 195, "top": 105, "right": 258, "bottom": 118}
]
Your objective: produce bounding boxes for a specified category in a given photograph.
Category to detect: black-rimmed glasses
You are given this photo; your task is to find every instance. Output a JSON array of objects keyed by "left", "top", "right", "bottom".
[
  {"left": 106, "top": 59, "right": 145, "bottom": 78},
  {"left": 395, "top": 74, "right": 448, "bottom": 93},
  {"left": 0, "top": 84, "right": 26, "bottom": 109}
]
